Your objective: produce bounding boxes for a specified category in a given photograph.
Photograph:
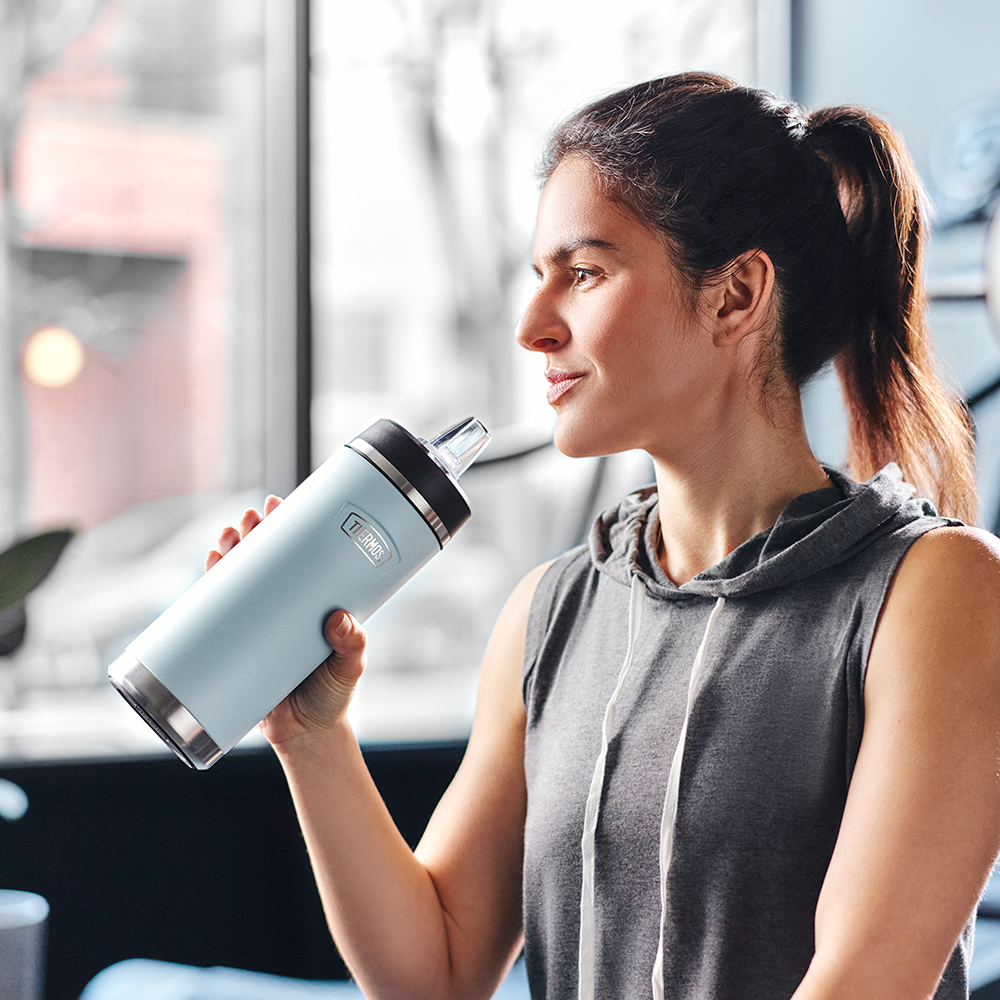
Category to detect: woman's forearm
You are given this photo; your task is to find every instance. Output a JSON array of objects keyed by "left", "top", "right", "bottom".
[
  {"left": 209, "top": 506, "right": 529, "bottom": 1000},
  {"left": 790, "top": 954, "right": 938, "bottom": 1000},
  {"left": 275, "top": 720, "right": 456, "bottom": 1000}
]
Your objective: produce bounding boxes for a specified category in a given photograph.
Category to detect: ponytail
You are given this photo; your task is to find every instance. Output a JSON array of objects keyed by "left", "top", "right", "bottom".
[{"left": 804, "top": 108, "right": 976, "bottom": 522}]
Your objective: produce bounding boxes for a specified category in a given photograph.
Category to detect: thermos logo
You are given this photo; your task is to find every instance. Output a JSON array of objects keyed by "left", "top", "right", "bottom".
[{"left": 341, "top": 513, "right": 393, "bottom": 568}]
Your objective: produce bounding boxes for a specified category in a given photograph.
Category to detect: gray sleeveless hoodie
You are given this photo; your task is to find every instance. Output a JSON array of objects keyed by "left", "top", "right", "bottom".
[{"left": 522, "top": 465, "right": 970, "bottom": 1000}]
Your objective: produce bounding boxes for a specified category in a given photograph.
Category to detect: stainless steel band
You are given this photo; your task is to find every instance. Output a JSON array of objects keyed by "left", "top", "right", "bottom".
[
  {"left": 108, "top": 651, "right": 223, "bottom": 770},
  {"left": 347, "top": 437, "right": 451, "bottom": 546}
]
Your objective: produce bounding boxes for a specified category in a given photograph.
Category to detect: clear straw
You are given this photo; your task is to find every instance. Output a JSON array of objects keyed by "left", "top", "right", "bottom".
[{"left": 426, "top": 417, "right": 491, "bottom": 480}]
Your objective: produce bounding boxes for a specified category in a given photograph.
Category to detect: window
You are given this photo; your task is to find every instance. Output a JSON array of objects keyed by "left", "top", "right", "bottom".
[
  {"left": 2, "top": 0, "right": 763, "bottom": 757},
  {"left": 0, "top": 0, "right": 297, "bottom": 758},
  {"left": 311, "top": 0, "right": 758, "bottom": 741}
]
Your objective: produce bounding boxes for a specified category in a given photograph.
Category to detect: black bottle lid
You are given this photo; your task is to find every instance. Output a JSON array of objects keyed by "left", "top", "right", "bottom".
[{"left": 348, "top": 418, "right": 487, "bottom": 546}]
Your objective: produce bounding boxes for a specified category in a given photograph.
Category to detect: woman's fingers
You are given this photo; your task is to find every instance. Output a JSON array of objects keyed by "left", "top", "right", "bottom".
[
  {"left": 204, "top": 496, "right": 284, "bottom": 572},
  {"left": 205, "top": 524, "right": 241, "bottom": 572},
  {"left": 240, "top": 506, "right": 263, "bottom": 538},
  {"left": 279, "top": 610, "right": 368, "bottom": 731},
  {"left": 220, "top": 524, "right": 242, "bottom": 552}
]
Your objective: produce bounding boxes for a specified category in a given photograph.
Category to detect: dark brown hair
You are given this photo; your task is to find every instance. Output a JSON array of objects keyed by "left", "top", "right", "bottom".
[{"left": 542, "top": 73, "right": 976, "bottom": 522}]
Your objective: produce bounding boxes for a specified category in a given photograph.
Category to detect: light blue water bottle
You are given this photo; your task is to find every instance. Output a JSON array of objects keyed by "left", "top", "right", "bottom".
[{"left": 108, "top": 416, "right": 490, "bottom": 769}]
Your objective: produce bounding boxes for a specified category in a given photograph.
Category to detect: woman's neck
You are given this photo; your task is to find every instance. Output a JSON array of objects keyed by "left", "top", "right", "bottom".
[{"left": 650, "top": 401, "right": 829, "bottom": 587}]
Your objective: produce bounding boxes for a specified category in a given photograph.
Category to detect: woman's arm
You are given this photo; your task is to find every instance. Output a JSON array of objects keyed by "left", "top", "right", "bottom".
[
  {"left": 792, "top": 525, "right": 1000, "bottom": 1000},
  {"left": 211, "top": 498, "right": 550, "bottom": 1000}
]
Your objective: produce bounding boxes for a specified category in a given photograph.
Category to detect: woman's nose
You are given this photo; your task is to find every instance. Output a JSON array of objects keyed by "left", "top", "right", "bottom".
[{"left": 515, "top": 287, "right": 568, "bottom": 353}]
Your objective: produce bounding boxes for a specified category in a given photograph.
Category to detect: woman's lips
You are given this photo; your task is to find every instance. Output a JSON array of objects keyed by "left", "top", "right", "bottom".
[{"left": 545, "top": 372, "right": 585, "bottom": 405}]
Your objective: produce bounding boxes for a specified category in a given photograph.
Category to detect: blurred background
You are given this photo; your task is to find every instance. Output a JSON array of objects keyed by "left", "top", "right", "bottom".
[
  {"left": 0, "top": 0, "right": 751, "bottom": 755},
  {"left": 0, "top": 0, "right": 998, "bottom": 996},
  {"left": 1, "top": 0, "right": 998, "bottom": 760},
  {"left": 0, "top": 0, "right": 998, "bottom": 751}
]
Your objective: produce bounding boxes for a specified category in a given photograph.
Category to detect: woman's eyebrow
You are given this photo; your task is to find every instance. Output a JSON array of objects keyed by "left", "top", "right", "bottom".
[{"left": 533, "top": 236, "right": 623, "bottom": 274}]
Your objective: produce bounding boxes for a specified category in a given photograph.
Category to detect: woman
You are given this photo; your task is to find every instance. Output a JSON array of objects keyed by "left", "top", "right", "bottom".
[{"left": 210, "top": 74, "right": 1000, "bottom": 1000}]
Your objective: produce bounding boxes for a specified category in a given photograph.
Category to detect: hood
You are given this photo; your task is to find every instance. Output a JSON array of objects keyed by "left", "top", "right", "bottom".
[{"left": 590, "top": 465, "right": 952, "bottom": 600}]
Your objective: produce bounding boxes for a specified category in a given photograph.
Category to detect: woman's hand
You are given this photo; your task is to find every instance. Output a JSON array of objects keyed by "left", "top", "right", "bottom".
[
  {"left": 204, "top": 495, "right": 368, "bottom": 749},
  {"left": 258, "top": 606, "right": 367, "bottom": 749}
]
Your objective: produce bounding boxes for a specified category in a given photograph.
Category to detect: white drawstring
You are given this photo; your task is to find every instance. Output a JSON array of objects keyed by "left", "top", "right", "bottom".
[
  {"left": 651, "top": 595, "right": 726, "bottom": 1000},
  {"left": 578, "top": 572, "right": 646, "bottom": 1000},
  {"left": 575, "top": 579, "right": 726, "bottom": 1000}
]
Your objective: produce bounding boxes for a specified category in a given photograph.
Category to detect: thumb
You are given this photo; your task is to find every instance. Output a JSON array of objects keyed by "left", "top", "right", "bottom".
[{"left": 323, "top": 610, "right": 367, "bottom": 684}]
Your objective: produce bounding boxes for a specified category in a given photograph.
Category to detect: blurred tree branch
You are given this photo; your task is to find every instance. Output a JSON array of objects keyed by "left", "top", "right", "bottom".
[{"left": 389, "top": 0, "right": 541, "bottom": 425}]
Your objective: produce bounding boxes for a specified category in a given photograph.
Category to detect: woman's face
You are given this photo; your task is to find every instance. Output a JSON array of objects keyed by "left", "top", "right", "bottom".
[{"left": 516, "top": 155, "right": 718, "bottom": 461}]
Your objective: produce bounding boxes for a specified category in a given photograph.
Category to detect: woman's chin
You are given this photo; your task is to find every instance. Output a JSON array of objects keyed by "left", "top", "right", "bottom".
[{"left": 553, "top": 420, "right": 622, "bottom": 460}]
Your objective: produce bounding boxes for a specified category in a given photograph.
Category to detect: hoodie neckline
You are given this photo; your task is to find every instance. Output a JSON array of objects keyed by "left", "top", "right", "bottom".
[{"left": 590, "top": 464, "right": 947, "bottom": 601}]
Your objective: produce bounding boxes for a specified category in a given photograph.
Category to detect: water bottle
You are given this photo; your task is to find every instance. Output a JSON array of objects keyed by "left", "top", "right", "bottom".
[{"left": 108, "top": 416, "right": 490, "bottom": 769}]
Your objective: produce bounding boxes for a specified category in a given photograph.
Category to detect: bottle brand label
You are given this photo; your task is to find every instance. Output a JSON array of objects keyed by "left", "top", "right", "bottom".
[{"left": 341, "top": 512, "right": 393, "bottom": 568}]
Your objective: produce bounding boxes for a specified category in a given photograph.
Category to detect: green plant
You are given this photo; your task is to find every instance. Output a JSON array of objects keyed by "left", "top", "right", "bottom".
[{"left": 0, "top": 528, "right": 74, "bottom": 656}]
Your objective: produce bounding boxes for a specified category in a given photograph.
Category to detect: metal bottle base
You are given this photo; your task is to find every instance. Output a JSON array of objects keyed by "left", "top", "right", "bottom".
[{"left": 108, "top": 652, "right": 223, "bottom": 770}]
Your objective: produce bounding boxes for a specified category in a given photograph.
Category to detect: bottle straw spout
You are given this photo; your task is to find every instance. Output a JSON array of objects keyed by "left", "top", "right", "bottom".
[{"left": 428, "top": 417, "right": 490, "bottom": 480}]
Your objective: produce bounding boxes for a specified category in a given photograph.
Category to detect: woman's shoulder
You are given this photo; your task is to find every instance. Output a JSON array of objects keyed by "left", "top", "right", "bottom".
[
  {"left": 507, "top": 558, "right": 560, "bottom": 620},
  {"left": 487, "top": 556, "right": 570, "bottom": 671},
  {"left": 885, "top": 524, "right": 1000, "bottom": 627},
  {"left": 870, "top": 525, "right": 1000, "bottom": 694},
  {"left": 894, "top": 524, "right": 1000, "bottom": 594}
]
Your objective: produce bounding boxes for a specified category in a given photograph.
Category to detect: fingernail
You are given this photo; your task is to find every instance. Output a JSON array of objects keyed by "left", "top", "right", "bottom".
[{"left": 333, "top": 613, "right": 351, "bottom": 638}]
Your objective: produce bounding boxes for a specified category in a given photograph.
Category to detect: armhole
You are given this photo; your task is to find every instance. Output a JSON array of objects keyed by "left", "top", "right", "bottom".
[
  {"left": 521, "top": 552, "right": 579, "bottom": 711},
  {"left": 843, "top": 517, "right": 960, "bottom": 784},
  {"left": 859, "top": 519, "right": 959, "bottom": 695}
]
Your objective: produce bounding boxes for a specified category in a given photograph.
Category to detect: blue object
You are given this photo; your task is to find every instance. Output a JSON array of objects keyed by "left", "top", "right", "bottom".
[
  {"left": 79, "top": 957, "right": 531, "bottom": 999},
  {"left": 0, "top": 779, "right": 28, "bottom": 821},
  {"left": 972, "top": 860, "right": 1000, "bottom": 990}
]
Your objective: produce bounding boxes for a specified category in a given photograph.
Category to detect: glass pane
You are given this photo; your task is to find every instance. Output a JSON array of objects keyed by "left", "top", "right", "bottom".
[{"left": 0, "top": 0, "right": 276, "bottom": 758}]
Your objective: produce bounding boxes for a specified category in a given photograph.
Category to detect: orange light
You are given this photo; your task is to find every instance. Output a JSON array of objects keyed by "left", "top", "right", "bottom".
[{"left": 22, "top": 326, "right": 86, "bottom": 388}]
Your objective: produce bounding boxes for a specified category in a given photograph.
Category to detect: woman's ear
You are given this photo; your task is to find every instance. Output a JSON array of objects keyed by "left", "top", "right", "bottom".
[{"left": 710, "top": 250, "right": 775, "bottom": 345}]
